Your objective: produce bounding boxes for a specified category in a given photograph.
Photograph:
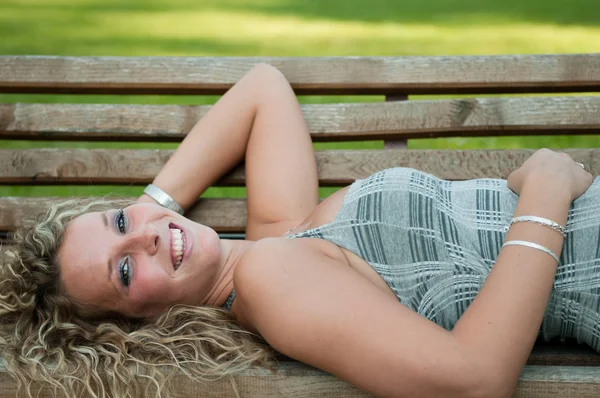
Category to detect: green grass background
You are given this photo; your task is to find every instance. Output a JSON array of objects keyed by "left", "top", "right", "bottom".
[{"left": 1, "top": 0, "right": 599, "bottom": 198}]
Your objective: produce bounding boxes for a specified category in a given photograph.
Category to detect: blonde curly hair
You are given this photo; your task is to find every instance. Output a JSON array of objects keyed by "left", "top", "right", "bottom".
[{"left": 0, "top": 198, "right": 276, "bottom": 397}]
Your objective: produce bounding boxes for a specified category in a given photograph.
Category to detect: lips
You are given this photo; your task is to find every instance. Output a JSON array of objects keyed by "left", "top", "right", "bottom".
[{"left": 168, "top": 222, "right": 186, "bottom": 270}]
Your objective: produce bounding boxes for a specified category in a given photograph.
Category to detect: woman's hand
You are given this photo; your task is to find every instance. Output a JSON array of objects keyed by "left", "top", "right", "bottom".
[{"left": 507, "top": 148, "right": 594, "bottom": 201}]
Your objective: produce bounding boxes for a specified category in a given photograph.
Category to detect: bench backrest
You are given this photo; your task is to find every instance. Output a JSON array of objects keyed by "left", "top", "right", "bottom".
[
  {"left": 2, "top": 54, "right": 600, "bottom": 236},
  {"left": 1, "top": 54, "right": 600, "bottom": 397}
]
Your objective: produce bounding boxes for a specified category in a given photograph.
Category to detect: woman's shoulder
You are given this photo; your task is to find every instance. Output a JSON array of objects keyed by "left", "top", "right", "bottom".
[
  {"left": 234, "top": 237, "right": 345, "bottom": 287},
  {"left": 231, "top": 237, "right": 348, "bottom": 322}
]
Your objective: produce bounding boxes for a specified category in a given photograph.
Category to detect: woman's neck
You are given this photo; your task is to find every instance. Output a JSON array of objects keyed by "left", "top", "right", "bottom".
[{"left": 201, "top": 239, "right": 255, "bottom": 307}]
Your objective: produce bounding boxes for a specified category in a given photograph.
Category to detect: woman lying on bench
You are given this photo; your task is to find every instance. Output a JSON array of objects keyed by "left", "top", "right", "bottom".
[{"left": 2, "top": 64, "right": 598, "bottom": 398}]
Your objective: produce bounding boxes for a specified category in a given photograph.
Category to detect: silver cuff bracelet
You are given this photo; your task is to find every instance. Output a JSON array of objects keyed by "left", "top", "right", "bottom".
[
  {"left": 143, "top": 184, "right": 185, "bottom": 215},
  {"left": 502, "top": 240, "right": 560, "bottom": 264}
]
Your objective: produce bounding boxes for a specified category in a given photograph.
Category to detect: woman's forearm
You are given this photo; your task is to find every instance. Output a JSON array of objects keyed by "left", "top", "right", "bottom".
[
  {"left": 138, "top": 64, "right": 278, "bottom": 210},
  {"left": 451, "top": 177, "right": 570, "bottom": 396}
]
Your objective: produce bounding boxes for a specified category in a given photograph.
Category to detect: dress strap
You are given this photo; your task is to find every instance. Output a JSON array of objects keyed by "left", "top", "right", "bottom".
[{"left": 222, "top": 289, "right": 236, "bottom": 310}]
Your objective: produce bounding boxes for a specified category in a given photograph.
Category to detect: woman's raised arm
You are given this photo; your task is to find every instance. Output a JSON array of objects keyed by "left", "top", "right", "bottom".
[{"left": 138, "top": 64, "right": 318, "bottom": 239}]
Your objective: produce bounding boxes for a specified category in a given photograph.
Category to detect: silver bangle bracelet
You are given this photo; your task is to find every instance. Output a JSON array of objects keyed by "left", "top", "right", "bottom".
[
  {"left": 143, "top": 184, "right": 185, "bottom": 215},
  {"left": 502, "top": 240, "right": 560, "bottom": 264},
  {"left": 504, "top": 215, "right": 566, "bottom": 238}
]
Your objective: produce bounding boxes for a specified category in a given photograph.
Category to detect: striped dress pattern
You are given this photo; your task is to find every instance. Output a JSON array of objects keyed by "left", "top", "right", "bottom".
[{"left": 224, "top": 168, "right": 600, "bottom": 352}]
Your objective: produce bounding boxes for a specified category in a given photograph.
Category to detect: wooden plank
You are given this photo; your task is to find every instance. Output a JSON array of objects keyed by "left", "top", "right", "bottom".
[
  {"left": 1, "top": 148, "right": 598, "bottom": 185},
  {"left": 1, "top": 55, "right": 599, "bottom": 95},
  {"left": 0, "top": 362, "right": 596, "bottom": 397},
  {"left": 2, "top": 97, "right": 599, "bottom": 142},
  {"left": 0, "top": 197, "right": 248, "bottom": 232},
  {"left": 515, "top": 366, "right": 600, "bottom": 398},
  {"left": 528, "top": 343, "right": 600, "bottom": 367},
  {"left": 384, "top": 93, "right": 409, "bottom": 149}
]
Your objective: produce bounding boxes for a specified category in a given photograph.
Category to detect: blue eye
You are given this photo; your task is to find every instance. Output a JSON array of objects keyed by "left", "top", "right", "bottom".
[
  {"left": 119, "top": 257, "right": 132, "bottom": 287},
  {"left": 115, "top": 209, "right": 127, "bottom": 234}
]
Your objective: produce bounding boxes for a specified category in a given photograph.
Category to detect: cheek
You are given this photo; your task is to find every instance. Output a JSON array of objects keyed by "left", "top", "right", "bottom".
[
  {"left": 130, "top": 264, "right": 173, "bottom": 306},
  {"left": 195, "top": 227, "right": 222, "bottom": 266}
]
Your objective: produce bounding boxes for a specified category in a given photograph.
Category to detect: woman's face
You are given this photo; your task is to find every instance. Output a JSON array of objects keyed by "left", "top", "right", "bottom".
[{"left": 58, "top": 202, "right": 223, "bottom": 318}]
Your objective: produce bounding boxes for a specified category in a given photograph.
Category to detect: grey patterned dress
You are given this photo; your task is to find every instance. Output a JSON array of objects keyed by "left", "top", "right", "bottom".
[{"left": 224, "top": 167, "right": 600, "bottom": 352}]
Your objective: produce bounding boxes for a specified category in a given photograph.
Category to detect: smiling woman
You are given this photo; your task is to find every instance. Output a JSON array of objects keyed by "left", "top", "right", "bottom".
[
  {"left": 3, "top": 196, "right": 274, "bottom": 397},
  {"left": 57, "top": 202, "right": 232, "bottom": 318}
]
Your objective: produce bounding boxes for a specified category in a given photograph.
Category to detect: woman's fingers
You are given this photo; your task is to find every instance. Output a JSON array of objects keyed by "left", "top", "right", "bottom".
[{"left": 507, "top": 149, "right": 594, "bottom": 200}]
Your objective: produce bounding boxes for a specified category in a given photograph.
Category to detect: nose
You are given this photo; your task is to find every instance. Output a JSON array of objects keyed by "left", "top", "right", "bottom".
[{"left": 124, "top": 225, "right": 159, "bottom": 255}]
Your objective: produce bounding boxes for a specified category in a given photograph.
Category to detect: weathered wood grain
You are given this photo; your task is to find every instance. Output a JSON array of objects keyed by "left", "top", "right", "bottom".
[
  {"left": 1, "top": 55, "right": 599, "bottom": 95},
  {"left": 0, "top": 362, "right": 595, "bottom": 397},
  {"left": 513, "top": 366, "right": 600, "bottom": 398},
  {"left": 4, "top": 96, "right": 598, "bottom": 142},
  {"left": 384, "top": 94, "right": 409, "bottom": 149},
  {"left": 1, "top": 148, "right": 598, "bottom": 185},
  {"left": 0, "top": 197, "right": 247, "bottom": 232}
]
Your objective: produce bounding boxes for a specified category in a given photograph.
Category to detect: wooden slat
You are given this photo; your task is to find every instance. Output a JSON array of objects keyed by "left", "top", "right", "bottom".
[
  {"left": 1, "top": 55, "right": 599, "bottom": 95},
  {"left": 514, "top": 366, "right": 600, "bottom": 398},
  {"left": 0, "top": 197, "right": 247, "bottom": 232},
  {"left": 0, "top": 362, "right": 596, "bottom": 397},
  {"left": 528, "top": 343, "right": 600, "bottom": 367},
  {"left": 1, "top": 148, "right": 599, "bottom": 185},
  {"left": 4, "top": 96, "right": 598, "bottom": 142},
  {"left": 384, "top": 94, "right": 409, "bottom": 149}
]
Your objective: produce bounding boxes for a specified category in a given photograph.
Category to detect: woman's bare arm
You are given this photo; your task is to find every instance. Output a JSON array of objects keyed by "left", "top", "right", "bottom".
[
  {"left": 452, "top": 150, "right": 592, "bottom": 395},
  {"left": 234, "top": 150, "right": 592, "bottom": 397},
  {"left": 138, "top": 64, "right": 318, "bottom": 239},
  {"left": 451, "top": 177, "right": 568, "bottom": 396},
  {"left": 235, "top": 238, "right": 484, "bottom": 397}
]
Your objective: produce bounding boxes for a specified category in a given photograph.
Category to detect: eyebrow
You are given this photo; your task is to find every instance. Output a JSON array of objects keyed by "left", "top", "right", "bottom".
[
  {"left": 101, "top": 211, "right": 109, "bottom": 229},
  {"left": 102, "top": 212, "right": 112, "bottom": 281}
]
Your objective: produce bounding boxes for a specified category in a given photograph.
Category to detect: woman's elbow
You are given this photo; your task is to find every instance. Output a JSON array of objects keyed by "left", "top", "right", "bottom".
[
  {"left": 457, "top": 363, "right": 517, "bottom": 398},
  {"left": 249, "top": 62, "right": 285, "bottom": 81}
]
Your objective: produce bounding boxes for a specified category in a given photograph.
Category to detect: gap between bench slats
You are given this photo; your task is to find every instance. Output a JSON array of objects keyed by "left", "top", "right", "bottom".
[
  {"left": 1, "top": 55, "right": 599, "bottom": 95},
  {"left": 2, "top": 97, "right": 600, "bottom": 142},
  {"left": 1, "top": 148, "right": 598, "bottom": 185}
]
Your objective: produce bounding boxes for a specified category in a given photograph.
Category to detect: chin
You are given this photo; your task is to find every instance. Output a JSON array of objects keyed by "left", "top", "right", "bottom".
[{"left": 191, "top": 224, "right": 222, "bottom": 269}]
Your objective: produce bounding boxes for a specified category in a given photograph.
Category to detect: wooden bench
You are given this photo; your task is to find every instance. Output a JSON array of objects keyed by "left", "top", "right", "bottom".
[{"left": 1, "top": 54, "right": 600, "bottom": 397}]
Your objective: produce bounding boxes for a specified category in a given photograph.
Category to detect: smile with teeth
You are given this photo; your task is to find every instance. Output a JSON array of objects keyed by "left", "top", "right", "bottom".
[{"left": 169, "top": 227, "right": 186, "bottom": 270}]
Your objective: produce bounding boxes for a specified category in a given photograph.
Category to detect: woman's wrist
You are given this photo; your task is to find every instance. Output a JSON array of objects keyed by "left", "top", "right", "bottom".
[
  {"left": 521, "top": 171, "right": 573, "bottom": 206},
  {"left": 509, "top": 173, "right": 570, "bottom": 262},
  {"left": 141, "top": 184, "right": 185, "bottom": 214}
]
